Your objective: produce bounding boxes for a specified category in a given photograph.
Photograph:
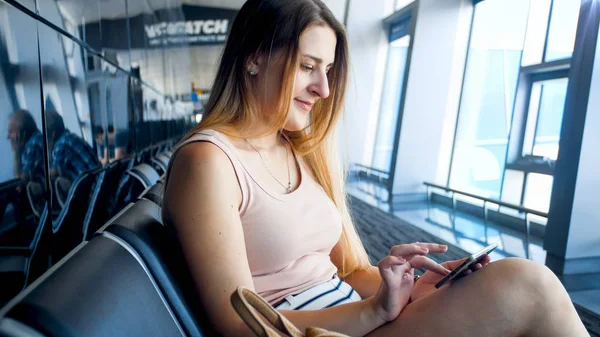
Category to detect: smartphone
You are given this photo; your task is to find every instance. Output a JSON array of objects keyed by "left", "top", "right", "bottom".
[{"left": 434, "top": 243, "right": 498, "bottom": 289}]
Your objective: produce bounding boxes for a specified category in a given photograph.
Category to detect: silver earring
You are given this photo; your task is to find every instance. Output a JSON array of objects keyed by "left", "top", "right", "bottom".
[{"left": 249, "top": 70, "right": 257, "bottom": 76}]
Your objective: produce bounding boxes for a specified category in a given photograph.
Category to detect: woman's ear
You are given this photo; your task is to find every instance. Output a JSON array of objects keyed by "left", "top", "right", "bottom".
[{"left": 246, "top": 52, "right": 267, "bottom": 75}]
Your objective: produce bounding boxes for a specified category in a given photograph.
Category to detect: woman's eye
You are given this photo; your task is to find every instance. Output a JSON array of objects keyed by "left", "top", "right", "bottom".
[{"left": 301, "top": 64, "right": 313, "bottom": 72}]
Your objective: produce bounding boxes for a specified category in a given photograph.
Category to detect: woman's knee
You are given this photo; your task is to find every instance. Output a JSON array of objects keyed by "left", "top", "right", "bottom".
[{"left": 480, "top": 258, "right": 563, "bottom": 302}]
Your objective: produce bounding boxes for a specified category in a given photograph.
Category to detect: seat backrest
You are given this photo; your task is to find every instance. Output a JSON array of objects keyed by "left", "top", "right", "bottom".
[
  {"left": 51, "top": 167, "right": 102, "bottom": 263},
  {"left": 127, "top": 163, "right": 160, "bottom": 189},
  {"left": 151, "top": 154, "right": 170, "bottom": 173},
  {"left": 24, "top": 205, "right": 52, "bottom": 286},
  {"left": 0, "top": 234, "right": 190, "bottom": 337},
  {"left": 139, "top": 182, "right": 164, "bottom": 206},
  {"left": 99, "top": 199, "right": 214, "bottom": 337},
  {"left": 83, "top": 162, "right": 121, "bottom": 240}
]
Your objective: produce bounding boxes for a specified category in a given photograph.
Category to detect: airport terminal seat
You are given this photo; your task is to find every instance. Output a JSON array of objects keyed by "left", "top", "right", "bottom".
[
  {"left": 51, "top": 167, "right": 103, "bottom": 263},
  {"left": 0, "top": 205, "right": 51, "bottom": 305},
  {"left": 127, "top": 163, "right": 160, "bottom": 190},
  {"left": 0, "top": 199, "right": 213, "bottom": 337},
  {"left": 98, "top": 198, "right": 212, "bottom": 336},
  {"left": 139, "top": 181, "right": 165, "bottom": 206},
  {"left": 0, "top": 235, "right": 193, "bottom": 337},
  {"left": 151, "top": 152, "right": 170, "bottom": 174},
  {"left": 83, "top": 160, "right": 122, "bottom": 240}
]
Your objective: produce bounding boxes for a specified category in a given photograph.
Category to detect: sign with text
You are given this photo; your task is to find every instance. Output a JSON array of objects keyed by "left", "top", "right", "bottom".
[{"left": 81, "top": 5, "right": 238, "bottom": 50}]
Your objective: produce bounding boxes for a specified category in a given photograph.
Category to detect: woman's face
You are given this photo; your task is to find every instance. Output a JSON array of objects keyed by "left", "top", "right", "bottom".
[{"left": 255, "top": 24, "right": 336, "bottom": 131}]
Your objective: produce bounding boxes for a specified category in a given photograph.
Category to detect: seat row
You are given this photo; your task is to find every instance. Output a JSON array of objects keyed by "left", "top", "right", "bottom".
[
  {"left": 0, "top": 176, "right": 218, "bottom": 336},
  {"left": 0, "top": 139, "right": 177, "bottom": 305}
]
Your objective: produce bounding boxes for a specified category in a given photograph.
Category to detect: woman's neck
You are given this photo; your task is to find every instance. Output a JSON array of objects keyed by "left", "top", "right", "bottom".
[
  {"left": 225, "top": 122, "right": 283, "bottom": 151},
  {"left": 244, "top": 131, "right": 282, "bottom": 151}
]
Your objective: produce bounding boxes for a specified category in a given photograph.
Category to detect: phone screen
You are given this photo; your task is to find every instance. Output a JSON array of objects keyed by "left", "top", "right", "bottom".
[{"left": 434, "top": 243, "right": 498, "bottom": 289}]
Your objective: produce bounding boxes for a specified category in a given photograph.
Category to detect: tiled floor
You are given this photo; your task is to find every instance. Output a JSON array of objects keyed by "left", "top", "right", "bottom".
[{"left": 346, "top": 180, "right": 600, "bottom": 328}]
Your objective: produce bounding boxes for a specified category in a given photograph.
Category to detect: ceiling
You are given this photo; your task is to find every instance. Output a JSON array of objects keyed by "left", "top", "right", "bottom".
[{"left": 57, "top": 0, "right": 246, "bottom": 24}]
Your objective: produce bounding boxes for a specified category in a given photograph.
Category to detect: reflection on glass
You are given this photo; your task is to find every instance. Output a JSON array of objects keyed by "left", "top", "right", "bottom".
[
  {"left": 449, "top": 0, "right": 531, "bottom": 199},
  {"left": 372, "top": 35, "right": 410, "bottom": 172},
  {"left": 99, "top": 0, "right": 131, "bottom": 71},
  {"left": 522, "top": 78, "right": 568, "bottom": 160},
  {"left": 0, "top": 1, "right": 47, "bottom": 302},
  {"left": 0, "top": 0, "right": 196, "bottom": 301},
  {"left": 545, "top": 0, "right": 580, "bottom": 62},
  {"left": 524, "top": 173, "right": 553, "bottom": 213}
]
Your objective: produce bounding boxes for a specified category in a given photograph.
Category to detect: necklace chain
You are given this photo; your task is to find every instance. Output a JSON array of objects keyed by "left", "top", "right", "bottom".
[{"left": 244, "top": 133, "right": 292, "bottom": 193}]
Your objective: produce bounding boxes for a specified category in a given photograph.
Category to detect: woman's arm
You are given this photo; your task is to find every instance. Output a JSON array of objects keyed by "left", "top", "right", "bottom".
[
  {"left": 164, "top": 143, "right": 389, "bottom": 337},
  {"left": 343, "top": 266, "right": 382, "bottom": 298},
  {"left": 329, "top": 238, "right": 382, "bottom": 298}
]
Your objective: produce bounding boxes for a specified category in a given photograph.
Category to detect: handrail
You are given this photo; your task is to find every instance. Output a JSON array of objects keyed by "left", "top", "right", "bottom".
[
  {"left": 352, "top": 164, "right": 390, "bottom": 177},
  {"left": 424, "top": 182, "right": 548, "bottom": 218}
]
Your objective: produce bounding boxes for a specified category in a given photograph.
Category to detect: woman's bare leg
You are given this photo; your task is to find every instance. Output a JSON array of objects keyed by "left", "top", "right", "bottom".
[{"left": 367, "top": 258, "right": 588, "bottom": 337}]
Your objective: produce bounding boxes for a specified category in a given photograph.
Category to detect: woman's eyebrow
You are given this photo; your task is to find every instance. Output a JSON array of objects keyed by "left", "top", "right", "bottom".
[{"left": 302, "top": 54, "right": 334, "bottom": 67}]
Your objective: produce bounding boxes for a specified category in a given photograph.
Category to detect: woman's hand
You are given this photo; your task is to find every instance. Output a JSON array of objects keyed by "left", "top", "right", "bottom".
[
  {"left": 410, "top": 255, "right": 492, "bottom": 303},
  {"left": 371, "top": 243, "right": 451, "bottom": 322}
]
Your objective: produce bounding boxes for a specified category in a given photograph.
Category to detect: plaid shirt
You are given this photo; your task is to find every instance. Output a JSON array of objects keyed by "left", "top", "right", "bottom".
[
  {"left": 20, "top": 131, "right": 45, "bottom": 184},
  {"left": 51, "top": 131, "right": 100, "bottom": 181}
]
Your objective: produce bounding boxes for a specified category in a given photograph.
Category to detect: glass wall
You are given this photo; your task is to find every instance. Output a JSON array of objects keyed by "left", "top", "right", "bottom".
[
  {"left": 449, "top": 0, "right": 581, "bottom": 214},
  {"left": 0, "top": 0, "right": 197, "bottom": 304}
]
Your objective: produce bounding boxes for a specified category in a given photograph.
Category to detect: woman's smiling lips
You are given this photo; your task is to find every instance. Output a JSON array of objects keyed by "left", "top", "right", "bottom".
[{"left": 294, "top": 98, "right": 313, "bottom": 111}]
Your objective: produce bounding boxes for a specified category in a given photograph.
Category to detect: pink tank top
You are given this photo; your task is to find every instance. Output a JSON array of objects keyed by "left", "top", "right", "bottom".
[{"left": 176, "top": 129, "right": 342, "bottom": 305}]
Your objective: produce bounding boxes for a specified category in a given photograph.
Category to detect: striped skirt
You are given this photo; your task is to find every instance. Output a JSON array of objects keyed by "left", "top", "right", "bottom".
[{"left": 274, "top": 276, "right": 362, "bottom": 310}]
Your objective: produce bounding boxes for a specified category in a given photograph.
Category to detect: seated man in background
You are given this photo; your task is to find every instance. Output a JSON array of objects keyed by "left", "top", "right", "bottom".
[
  {"left": 7, "top": 109, "right": 46, "bottom": 219},
  {"left": 7, "top": 110, "right": 45, "bottom": 185},
  {"left": 112, "top": 128, "right": 130, "bottom": 161},
  {"left": 94, "top": 126, "right": 108, "bottom": 166},
  {"left": 94, "top": 125, "right": 129, "bottom": 164},
  {"left": 46, "top": 110, "right": 100, "bottom": 182}
]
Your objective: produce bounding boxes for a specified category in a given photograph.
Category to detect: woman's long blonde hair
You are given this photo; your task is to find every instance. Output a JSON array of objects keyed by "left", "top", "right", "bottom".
[{"left": 169, "top": 0, "right": 371, "bottom": 278}]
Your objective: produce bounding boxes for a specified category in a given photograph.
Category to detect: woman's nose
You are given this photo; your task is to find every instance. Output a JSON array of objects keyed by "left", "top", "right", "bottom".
[{"left": 310, "top": 72, "right": 330, "bottom": 99}]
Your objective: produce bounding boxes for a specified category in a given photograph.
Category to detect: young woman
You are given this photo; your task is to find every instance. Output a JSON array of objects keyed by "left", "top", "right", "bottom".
[{"left": 163, "top": 1, "right": 588, "bottom": 336}]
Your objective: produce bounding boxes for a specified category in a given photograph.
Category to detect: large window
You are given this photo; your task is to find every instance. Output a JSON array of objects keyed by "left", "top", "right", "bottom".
[
  {"left": 449, "top": 0, "right": 581, "bottom": 214},
  {"left": 372, "top": 35, "right": 410, "bottom": 172},
  {"left": 449, "top": 0, "right": 531, "bottom": 199}
]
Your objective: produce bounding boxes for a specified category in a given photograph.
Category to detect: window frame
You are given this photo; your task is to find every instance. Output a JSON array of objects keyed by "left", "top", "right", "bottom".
[{"left": 505, "top": 59, "right": 570, "bottom": 177}]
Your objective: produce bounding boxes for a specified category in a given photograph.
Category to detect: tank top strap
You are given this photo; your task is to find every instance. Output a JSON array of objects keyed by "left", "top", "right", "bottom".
[{"left": 166, "top": 129, "right": 251, "bottom": 215}]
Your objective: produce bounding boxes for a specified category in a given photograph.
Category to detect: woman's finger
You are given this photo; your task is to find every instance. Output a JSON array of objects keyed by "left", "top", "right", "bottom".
[
  {"left": 377, "top": 255, "right": 407, "bottom": 270},
  {"left": 409, "top": 255, "right": 451, "bottom": 275},
  {"left": 481, "top": 255, "right": 492, "bottom": 265},
  {"left": 389, "top": 244, "right": 430, "bottom": 258},
  {"left": 413, "top": 242, "right": 449, "bottom": 254},
  {"left": 441, "top": 257, "right": 468, "bottom": 271},
  {"left": 471, "top": 263, "right": 483, "bottom": 271}
]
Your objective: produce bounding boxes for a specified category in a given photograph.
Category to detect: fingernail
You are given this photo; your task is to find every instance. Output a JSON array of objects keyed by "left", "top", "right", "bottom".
[
  {"left": 402, "top": 274, "right": 409, "bottom": 280},
  {"left": 398, "top": 259, "right": 407, "bottom": 263},
  {"left": 421, "top": 247, "right": 429, "bottom": 253},
  {"left": 438, "top": 244, "right": 447, "bottom": 249},
  {"left": 444, "top": 268, "right": 451, "bottom": 274}
]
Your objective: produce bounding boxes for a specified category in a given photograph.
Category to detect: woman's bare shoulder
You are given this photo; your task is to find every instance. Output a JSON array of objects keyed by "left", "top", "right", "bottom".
[{"left": 165, "top": 141, "right": 242, "bottom": 212}]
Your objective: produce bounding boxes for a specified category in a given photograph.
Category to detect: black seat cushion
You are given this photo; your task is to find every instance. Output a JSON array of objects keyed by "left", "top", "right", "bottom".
[
  {"left": 100, "top": 199, "right": 214, "bottom": 337},
  {"left": 3, "top": 236, "right": 185, "bottom": 337}
]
